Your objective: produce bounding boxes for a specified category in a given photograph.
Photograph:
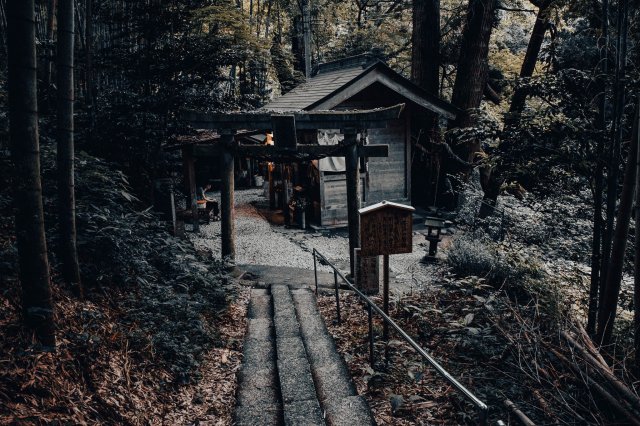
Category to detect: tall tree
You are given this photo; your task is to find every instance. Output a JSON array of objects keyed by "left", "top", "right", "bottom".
[
  {"left": 411, "top": 0, "right": 440, "bottom": 97},
  {"left": 291, "top": 14, "right": 305, "bottom": 72},
  {"left": 449, "top": 0, "right": 498, "bottom": 215},
  {"left": 411, "top": 0, "right": 441, "bottom": 205},
  {"left": 507, "top": 0, "right": 554, "bottom": 124},
  {"left": 596, "top": 102, "right": 639, "bottom": 347},
  {"left": 7, "top": 0, "right": 56, "bottom": 346},
  {"left": 635, "top": 97, "right": 640, "bottom": 372},
  {"left": 587, "top": 0, "right": 610, "bottom": 336},
  {"left": 598, "top": 0, "right": 629, "bottom": 330},
  {"left": 44, "top": 0, "right": 58, "bottom": 104},
  {"left": 57, "top": 0, "right": 82, "bottom": 295},
  {"left": 450, "top": 0, "right": 498, "bottom": 131},
  {"left": 85, "top": 0, "right": 95, "bottom": 131}
]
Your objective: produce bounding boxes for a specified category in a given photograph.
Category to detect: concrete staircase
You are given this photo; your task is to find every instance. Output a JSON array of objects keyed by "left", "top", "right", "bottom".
[{"left": 234, "top": 285, "right": 375, "bottom": 426}]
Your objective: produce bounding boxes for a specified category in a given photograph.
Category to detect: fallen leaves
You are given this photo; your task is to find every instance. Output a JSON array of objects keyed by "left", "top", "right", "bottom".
[{"left": 0, "top": 276, "right": 247, "bottom": 425}]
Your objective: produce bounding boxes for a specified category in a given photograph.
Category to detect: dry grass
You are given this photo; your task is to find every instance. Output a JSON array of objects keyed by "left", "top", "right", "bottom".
[{"left": 0, "top": 285, "right": 247, "bottom": 425}]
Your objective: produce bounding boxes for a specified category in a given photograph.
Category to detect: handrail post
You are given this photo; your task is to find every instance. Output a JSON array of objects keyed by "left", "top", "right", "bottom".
[
  {"left": 382, "top": 254, "right": 389, "bottom": 341},
  {"left": 368, "top": 304, "right": 374, "bottom": 367},
  {"left": 313, "top": 250, "right": 318, "bottom": 295},
  {"left": 334, "top": 270, "right": 341, "bottom": 324},
  {"left": 478, "top": 406, "right": 488, "bottom": 425}
]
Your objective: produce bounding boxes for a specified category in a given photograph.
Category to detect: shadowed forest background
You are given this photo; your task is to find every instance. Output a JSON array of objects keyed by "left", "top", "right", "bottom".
[{"left": 1, "top": 0, "right": 640, "bottom": 424}]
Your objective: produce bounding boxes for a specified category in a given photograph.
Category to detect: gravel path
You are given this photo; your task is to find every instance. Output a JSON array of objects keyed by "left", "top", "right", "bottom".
[{"left": 190, "top": 189, "right": 443, "bottom": 294}]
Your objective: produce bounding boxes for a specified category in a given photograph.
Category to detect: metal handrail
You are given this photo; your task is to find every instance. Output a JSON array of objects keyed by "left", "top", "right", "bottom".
[{"left": 312, "top": 248, "right": 489, "bottom": 425}]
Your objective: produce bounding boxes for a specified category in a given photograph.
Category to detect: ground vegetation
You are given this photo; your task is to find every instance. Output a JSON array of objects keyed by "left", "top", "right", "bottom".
[{"left": 2, "top": 0, "right": 640, "bottom": 423}]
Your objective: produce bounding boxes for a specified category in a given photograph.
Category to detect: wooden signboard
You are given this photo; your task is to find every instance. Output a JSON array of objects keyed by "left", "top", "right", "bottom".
[
  {"left": 359, "top": 200, "right": 414, "bottom": 334},
  {"left": 354, "top": 248, "right": 379, "bottom": 295},
  {"left": 359, "top": 201, "right": 415, "bottom": 257}
]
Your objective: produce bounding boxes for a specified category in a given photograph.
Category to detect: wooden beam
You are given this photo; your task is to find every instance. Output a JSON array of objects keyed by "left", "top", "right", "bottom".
[
  {"left": 344, "top": 130, "right": 360, "bottom": 277},
  {"left": 181, "top": 104, "right": 405, "bottom": 131},
  {"left": 194, "top": 143, "right": 389, "bottom": 159},
  {"left": 358, "top": 144, "right": 388, "bottom": 158},
  {"left": 220, "top": 131, "right": 236, "bottom": 260},
  {"left": 272, "top": 115, "right": 297, "bottom": 149}
]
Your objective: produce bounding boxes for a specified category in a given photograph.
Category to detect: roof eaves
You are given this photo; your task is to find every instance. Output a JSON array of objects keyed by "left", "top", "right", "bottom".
[
  {"left": 358, "top": 200, "right": 416, "bottom": 215},
  {"left": 303, "top": 63, "right": 378, "bottom": 111},
  {"left": 305, "top": 62, "right": 459, "bottom": 119},
  {"left": 374, "top": 63, "right": 460, "bottom": 118}
]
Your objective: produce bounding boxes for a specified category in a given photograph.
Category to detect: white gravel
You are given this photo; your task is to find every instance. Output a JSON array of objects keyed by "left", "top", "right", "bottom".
[{"left": 190, "top": 188, "right": 443, "bottom": 294}]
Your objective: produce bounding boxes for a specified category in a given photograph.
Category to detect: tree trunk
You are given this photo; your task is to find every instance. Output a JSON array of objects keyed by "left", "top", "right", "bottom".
[
  {"left": 411, "top": 0, "right": 440, "bottom": 135},
  {"left": 478, "top": 164, "right": 502, "bottom": 218},
  {"left": 57, "top": 0, "right": 82, "bottom": 296},
  {"left": 588, "top": 153, "right": 605, "bottom": 334},
  {"left": 7, "top": 0, "right": 56, "bottom": 346},
  {"left": 599, "top": 0, "right": 629, "bottom": 322},
  {"left": 450, "top": 0, "right": 497, "bottom": 130},
  {"left": 411, "top": 0, "right": 439, "bottom": 96},
  {"left": 85, "top": 0, "right": 94, "bottom": 130},
  {"left": 291, "top": 14, "right": 305, "bottom": 73},
  {"left": 44, "top": 0, "right": 58, "bottom": 105},
  {"left": 596, "top": 103, "right": 639, "bottom": 347},
  {"left": 636, "top": 96, "right": 640, "bottom": 373},
  {"left": 448, "top": 0, "right": 498, "bottom": 211},
  {"left": 587, "top": 0, "right": 610, "bottom": 337},
  {"left": 411, "top": 0, "right": 441, "bottom": 206},
  {"left": 507, "top": 1, "right": 553, "bottom": 124},
  {"left": 263, "top": 0, "right": 272, "bottom": 38},
  {"left": 0, "top": 1, "right": 7, "bottom": 55},
  {"left": 301, "top": 0, "right": 312, "bottom": 79}
]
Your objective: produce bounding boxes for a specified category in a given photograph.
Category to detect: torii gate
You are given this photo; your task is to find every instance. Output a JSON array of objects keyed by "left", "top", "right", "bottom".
[{"left": 181, "top": 103, "right": 405, "bottom": 277}]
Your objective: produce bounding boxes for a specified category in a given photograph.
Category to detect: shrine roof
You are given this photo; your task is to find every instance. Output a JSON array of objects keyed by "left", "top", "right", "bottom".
[{"left": 261, "top": 56, "right": 458, "bottom": 120}]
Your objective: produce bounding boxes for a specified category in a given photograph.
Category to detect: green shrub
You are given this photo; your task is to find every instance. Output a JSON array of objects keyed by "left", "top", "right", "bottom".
[
  {"left": 446, "top": 235, "right": 498, "bottom": 278},
  {"left": 447, "top": 234, "right": 545, "bottom": 285}
]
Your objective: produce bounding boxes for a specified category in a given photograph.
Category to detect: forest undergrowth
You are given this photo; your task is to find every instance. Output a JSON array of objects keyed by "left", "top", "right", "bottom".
[
  {"left": 0, "top": 138, "right": 243, "bottom": 424},
  {"left": 318, "top": 182, "right": 640, "bottom": 425}
]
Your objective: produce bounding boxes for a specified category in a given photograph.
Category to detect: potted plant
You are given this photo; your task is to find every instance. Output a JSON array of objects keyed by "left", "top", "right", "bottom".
[{"left": 288, "top": 196, "right": 309, "bottom": 228}]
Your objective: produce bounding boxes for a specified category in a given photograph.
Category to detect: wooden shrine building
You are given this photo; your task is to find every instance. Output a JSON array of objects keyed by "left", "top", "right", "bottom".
[
  {"left": 179, "top": 104, "right": 404, "bottom": 277},
  {"left": 261, "top": 55, "right": 458, "bottom": 226}
]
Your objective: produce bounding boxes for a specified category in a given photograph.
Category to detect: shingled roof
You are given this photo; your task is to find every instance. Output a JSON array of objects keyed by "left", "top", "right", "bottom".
[{"left": 262, "top": 56, "right": 459, "bottom": 120}]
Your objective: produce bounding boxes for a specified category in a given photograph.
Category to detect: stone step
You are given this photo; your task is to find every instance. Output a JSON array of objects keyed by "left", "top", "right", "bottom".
[
  {"left": 234, "top": 290, "right": 281, "bottom": 426},
  {"left": 325, "top": 395, "right": 375, "bottom": 426},
  {"left": 234, "top": 284, "right": 375, "bottom": 426},
  {"left": 284, "top": 399, "right": 324, "bottom": 426},
  {"left": 248, "top": 293, "right": 273, "bottom": 320},
  {"left": 273, "top": 284, "right": 325, "bottom": 425},
  {"left": 292, "top": 287, "right": 375, "bottom": 425}
]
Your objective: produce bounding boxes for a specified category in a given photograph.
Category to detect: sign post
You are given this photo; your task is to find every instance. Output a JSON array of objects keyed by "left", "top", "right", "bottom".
[
  {"left": 354, "top": 248, "right": 379, "bottom": 294},
  {"left": 359, "top": 201, "right": 415, "bottom": 340}
]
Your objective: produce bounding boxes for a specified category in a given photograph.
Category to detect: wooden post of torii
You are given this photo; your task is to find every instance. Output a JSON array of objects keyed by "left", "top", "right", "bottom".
[
  {"left": 343, "top": 129, "right": 360, "bottom": 277},
  {"left": 220, "top": 130, "right": 236, "bottom": 259},
  {"left": 181, "top": 104, "right": 405, "bottom": 276}
]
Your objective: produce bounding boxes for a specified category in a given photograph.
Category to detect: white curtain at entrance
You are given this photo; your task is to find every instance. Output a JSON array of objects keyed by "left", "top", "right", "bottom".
[{"left": 317, "top": 129, "right": 345, "bottom": 172}]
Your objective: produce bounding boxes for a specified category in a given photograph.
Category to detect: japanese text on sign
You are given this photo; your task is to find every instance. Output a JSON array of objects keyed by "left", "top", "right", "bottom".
[{"left": 360, "top": 208, "right": 412, "bottom": 256}]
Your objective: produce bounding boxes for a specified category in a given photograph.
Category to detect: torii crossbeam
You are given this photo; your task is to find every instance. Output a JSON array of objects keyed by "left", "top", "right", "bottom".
[{"left": 181, "top": 104, "right": 405, "bottom": 277}]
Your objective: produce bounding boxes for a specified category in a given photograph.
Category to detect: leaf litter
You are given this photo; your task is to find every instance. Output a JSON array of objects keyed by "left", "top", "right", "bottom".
[{"left": 0, "top": 145, "right": 245, "bottom": 424}]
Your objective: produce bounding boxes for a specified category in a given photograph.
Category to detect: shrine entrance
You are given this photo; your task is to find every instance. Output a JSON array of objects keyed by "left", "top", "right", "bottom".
[{"left": 176, "top": 104, "right": 405, "bottom": 279}]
